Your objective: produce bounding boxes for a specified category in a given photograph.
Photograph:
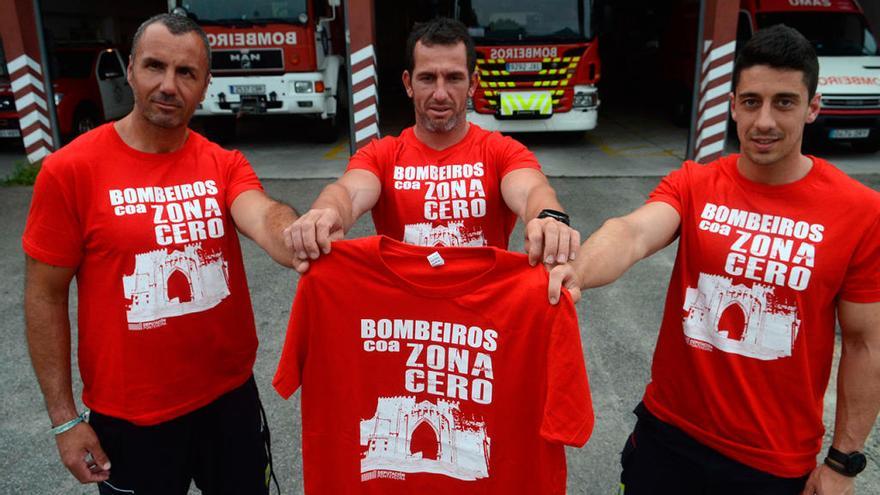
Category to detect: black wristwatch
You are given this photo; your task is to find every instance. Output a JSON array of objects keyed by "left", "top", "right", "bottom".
[
  {"left": 537, "top": 209, "right": 571, "bottom": 226},
  {"left": 824, "top": 447, "right": 867, "bottom": 477}
]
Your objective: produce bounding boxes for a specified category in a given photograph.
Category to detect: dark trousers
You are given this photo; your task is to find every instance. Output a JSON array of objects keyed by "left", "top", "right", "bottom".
[
  {"left": 619, "top": 403, "right": 809, "bottom": 495},
  {"left": 90, "top": 376, "right": 271, "bottom": 495}
]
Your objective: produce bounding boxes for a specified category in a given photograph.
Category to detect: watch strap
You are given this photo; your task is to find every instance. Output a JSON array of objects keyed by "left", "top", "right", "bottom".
[{"left": 537, "top": 209, "right": 571, "bottom": 226}]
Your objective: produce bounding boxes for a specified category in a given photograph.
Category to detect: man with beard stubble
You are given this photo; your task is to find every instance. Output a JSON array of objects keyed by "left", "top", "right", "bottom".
[
  {"left": 286, "top": 17, "right": 578, "bottom": 271},
  {"left": 23, "top": 13, "right": 298, "bottom": 494}
]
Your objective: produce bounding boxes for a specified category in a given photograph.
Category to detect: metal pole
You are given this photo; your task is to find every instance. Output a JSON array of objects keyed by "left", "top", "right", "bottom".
[
  {"left": 686, "top": 0, "right": 706, "bottom": 161},
  {"left": 32, "top": 0, "right": 60, "bottom": 148}
]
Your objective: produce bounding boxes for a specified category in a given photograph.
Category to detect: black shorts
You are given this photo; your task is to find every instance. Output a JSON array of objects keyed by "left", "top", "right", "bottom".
[
  {"left": 619, "top": 403, "right": 809, "bottom": 495},
  {"left": 90, "top": 376, "right": 271, "bottom": 495}
]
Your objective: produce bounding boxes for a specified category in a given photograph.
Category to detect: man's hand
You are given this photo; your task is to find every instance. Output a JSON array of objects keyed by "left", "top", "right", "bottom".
[
  {"left": 56, "top": 422, "right": 111, "bottom": 483},
  {"left": 284, "top": 208, "right": 345, "bottom": 273},
  {"left": 801, "top": 464, "right": 854, "bottom": 495},
  {"left": 548, "top": 263, "right": 582, "bottom": 305},
  {"left": 525, "top": 217, "right": 581, "bottom": 267}
]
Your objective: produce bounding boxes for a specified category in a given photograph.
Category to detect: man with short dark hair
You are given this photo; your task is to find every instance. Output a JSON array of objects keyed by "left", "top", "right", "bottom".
[
  {"left": 286, "top": 17, "right": 578, "bottom": 271},
  {"left": 550, "top": 25, "right": 880, "bottom": 494},
  {"left": 23, "top": 13, "right": 296, "bottom": 494}
]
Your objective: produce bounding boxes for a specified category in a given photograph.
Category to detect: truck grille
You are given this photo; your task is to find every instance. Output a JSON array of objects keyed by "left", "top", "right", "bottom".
[
  {"left": 0, "top": 95, "right": 15, "bottom": 112},
  {"left": 821, "top": 94, "right": 880, "bottom": 110},
  {"left": 212, "top": 48, "right": 284, "bottom": 73},
  {"left": 475, "top": 48, "right": 587, "bottom": 113}
]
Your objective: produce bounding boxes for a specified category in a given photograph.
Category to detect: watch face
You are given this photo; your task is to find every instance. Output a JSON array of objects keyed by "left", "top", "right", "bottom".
[{"left": 848, "top": 453, "right": 867, "bottom": 474}]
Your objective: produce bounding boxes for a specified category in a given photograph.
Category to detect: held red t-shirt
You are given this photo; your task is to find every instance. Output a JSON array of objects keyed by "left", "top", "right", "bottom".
[
  {"left": 274, "top": 236, "right": 593, "bottom": 494},
  {"left": 348, "top": 124, "right": 541, "bottom": 249},
  {"left": 22, "top": 124, "right": 262, "bottom": 425},
  {"left": 643, "top": 155, "right": 880, "bottom": 477}
]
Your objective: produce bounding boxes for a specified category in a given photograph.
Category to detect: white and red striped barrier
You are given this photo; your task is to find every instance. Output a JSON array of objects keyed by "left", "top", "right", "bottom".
[
  {"left": 7, "top": 53, "right": 53, "bottom": 163},
  {"left": 693, "top": 39, "right": 735, "bottom": 162},
  {"left": 688, "top": 0, "right": 739, "bottom": 164},
  {"left": 350, "top": 44, "right": 379, "bottom": 149}
]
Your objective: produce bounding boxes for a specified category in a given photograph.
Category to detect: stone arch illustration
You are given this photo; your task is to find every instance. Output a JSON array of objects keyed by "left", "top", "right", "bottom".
[
  {"left": 360, "top": 397, "right": 490, "bottom": 481},
  {"left": 409, "top": 419, "right": 440, "bottom": 460},
  {"left": 122, "top": 243, "right": 231, "bottom": 324},
  {"left": 683, "top": 273, "right": 801, "bottom": 360}
]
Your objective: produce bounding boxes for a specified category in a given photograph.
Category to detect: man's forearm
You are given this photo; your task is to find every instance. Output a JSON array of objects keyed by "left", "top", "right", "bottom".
[
  {"left": 260, "top": 200, "right": 299, "bottom": 267},
  {"left": 311, "top": 183, "right": 359, "bottom": 232},
  {"left": 831, "top": 331, "right": 880, "bottom": 452},
  {"left": 573, "top": 217, "right": 648, "bottom": 289},
  {"left": 25, "top": 287, "right": 78, "bottom": 426},
  {"left": 523, "top": 182, "right": 564, "bottom": 221}
]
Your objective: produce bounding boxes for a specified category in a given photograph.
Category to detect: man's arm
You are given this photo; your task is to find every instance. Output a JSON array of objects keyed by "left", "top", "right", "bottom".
[
  {"left": 548, "top": 202, "right": 681, "bottom": 303},
  {"left": 284, "top": 169, "right": 381, "bottom": 273},
  {"left": 802, "top": 300, "right": 880, "bottom": 495},
  {"left": 500, "top": 168, "right": 580, "bottom": 266},
  {"left": 24, "top": 256, "right": 111, "bottom": 483},
  {"left": 230, "top": 190, "right": 299, "bottom": 268}
]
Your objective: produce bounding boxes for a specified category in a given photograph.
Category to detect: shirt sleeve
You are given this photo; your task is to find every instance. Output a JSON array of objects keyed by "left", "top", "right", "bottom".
[
  {"left": 224, "top": 150, "right": 264, "bottom": 208},
  {"left": 346, "top": 137, "right": 384, "bottom": 178},
  {"left": 840, "top": 213, "right": 880, "bottom": 303},
  {"left": 494, "top": 133, "right": 542, "bottom": 178},
  {"left": 539, "top": 293, "right": 594, "bottom": 447},
  {"left": 646, "top": 162, "right": 691, "bottom": 215},
  {"left": 21, "top": 161, "right": 84, "bottom": 267},
  {"left": 273, "top": 274, "right": 313, "bottom": 399}
]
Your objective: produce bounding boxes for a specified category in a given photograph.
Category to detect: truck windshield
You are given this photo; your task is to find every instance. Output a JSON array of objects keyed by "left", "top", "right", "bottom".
[
  {"left": 757, "top": 13, "right": 880, "bottom": 56},
  {"left": 179, "top": 0, "right": 309, "bottom": 24},
  {"left": 455, "top": 0, "right": 592, "bottom": 44}
]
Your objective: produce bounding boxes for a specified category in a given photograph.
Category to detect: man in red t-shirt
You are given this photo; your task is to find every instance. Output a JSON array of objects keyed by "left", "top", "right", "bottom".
[
  {"left": 285, "top": 18, "right": 578, "bottom": 272},
  {"left": 273, "top": 236, "right": 594, "bottom": 494},
  {"left": 23, "top": 14, "right": 297, "bottom": 494},
  {"left": 549, "top": 26, "right": 880, "bottom": 494}
]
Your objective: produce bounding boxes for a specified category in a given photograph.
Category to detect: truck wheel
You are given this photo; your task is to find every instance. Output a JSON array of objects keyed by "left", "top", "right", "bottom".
[{"left": 72, "top": 107, "right": 100, "bottom": 137}]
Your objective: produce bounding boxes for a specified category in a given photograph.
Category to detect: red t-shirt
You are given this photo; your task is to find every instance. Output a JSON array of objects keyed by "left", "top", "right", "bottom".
[
  {"left": 274, "top": 236, "right": 593, "bottom": 494},
  {"left": 643, "top": 155, "right": 880, "bottom": 477},
  {"left": 348, "top": 124, "right": 541, "bottom": 249},
  {"left": 22, "top": 124, "right": 262, "bottom": 425}
]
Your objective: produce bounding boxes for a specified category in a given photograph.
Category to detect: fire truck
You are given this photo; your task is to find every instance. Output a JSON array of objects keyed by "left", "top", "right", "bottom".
[
  {"left": 739, "top": 0, "right": 880, "bottom": 152},
  {"left": 0, "top": 43, "right": 18, "bottom": 141},
  {"left": 168, "top": 0, "right": 347, "bottom": 141},
  {"left": 663, "top": 0, "right": 880, "bottom": 152},
  {"left": 453, "top": 0, "right": 601, "bottom": 133}
]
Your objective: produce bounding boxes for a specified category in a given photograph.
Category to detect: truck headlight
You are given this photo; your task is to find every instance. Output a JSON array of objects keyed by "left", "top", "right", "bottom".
[
  {"left": 54, "top": 93, "right": 64, "bottom": 106},
  {"left": 294, "top": 81, "right": 314, "bottom": 93},
  {"left": 572, "top": 85, "right": 598, "bottom": 108}
]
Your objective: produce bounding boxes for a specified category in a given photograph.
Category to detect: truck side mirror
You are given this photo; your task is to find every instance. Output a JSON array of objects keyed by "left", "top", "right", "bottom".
[{"left": 328, "top": 0, "right": 340, "bottom": 7}]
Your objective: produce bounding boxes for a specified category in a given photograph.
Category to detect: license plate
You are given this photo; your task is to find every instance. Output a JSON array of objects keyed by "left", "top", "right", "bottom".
[
  {"left": 230, "top": 84, "right": 266, "bottom": 95},
  {"left": 0, "top": 129, "right": 20, "bottom": 138},
  {"left": 499, "top": 91, "right": 553, "bottom": 116},
  {"left": 829, "top": 128, "right": 870, "bottom": 139},
  {"left": 506, "top": 62, "right": 542, "bottom": 72}
]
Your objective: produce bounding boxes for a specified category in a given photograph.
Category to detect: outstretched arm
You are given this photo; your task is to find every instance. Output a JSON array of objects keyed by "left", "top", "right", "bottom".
[
  {"left": 284, "top": 169, "right": 381, "bottom": 273},
  {"left": 231, "top": 190, "right": 300, "bottom": 268},
  {"left": 501, "top": 168, "right": 580, "bottom": 266},
  {"left": 548, "top": 201, "right": 681, "bottom": 303}
]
